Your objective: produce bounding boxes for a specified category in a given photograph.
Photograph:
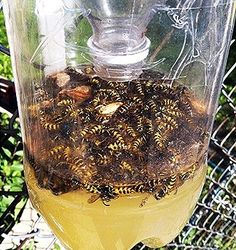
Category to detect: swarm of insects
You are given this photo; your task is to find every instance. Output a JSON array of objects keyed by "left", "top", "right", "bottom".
[{"left": 25, "top": 66, "right": 208, "bottom": 205}]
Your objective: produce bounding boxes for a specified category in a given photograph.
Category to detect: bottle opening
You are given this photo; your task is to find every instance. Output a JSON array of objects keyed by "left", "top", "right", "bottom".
[{"left": 87, "top": 36, "right": 151, "bottom": 81}]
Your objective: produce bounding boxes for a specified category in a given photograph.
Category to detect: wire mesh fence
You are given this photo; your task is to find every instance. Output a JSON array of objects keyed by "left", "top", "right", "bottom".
[{"left": 0, "top": 6, "right": 235, "bottom": 250}]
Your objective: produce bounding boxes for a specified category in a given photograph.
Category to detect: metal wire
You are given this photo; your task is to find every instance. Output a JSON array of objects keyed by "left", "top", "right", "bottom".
[{"left": 0, "top": 8, "right": 235, "bottom": 250}]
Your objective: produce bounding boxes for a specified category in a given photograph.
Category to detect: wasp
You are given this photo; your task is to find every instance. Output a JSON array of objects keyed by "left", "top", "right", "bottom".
[
  {"left": 90, "top": 77, "right": 102, "bottom": 86},
  {"left": 62, "top": 147, "right": 71, "bottom": 162},
  {"left": 57, "top": 98, "right": 75, "bottom": 107},
  {"left": 83, "top": 65, "right": 96, "bottom": 76},
  {"left": 119, "top": 160, "right": 133, "bottom": 173},
  {"left": 135, "top": 82, "right": 145, "bottom": 96},
  {"left": 135, "top": 114, "right": 144, "bottom": 132},
  {"left": 41, "top": 120, "right": 60, "bottom": 131},
  {"left": 48, "top": 145, "right": 66, "bottom": 160},
  {"left": 105, "top": 89, "right": 122, "bottom": 101},
  {"left": 160, "top": 99, "right": 182, "bottom": 118},
  {"left": 151, "top": 81, "right": 166, "bottom": 93},
  {"left": 114, "top": 184, "right": 136, "bottom": 195},
  {"left": 107, "top": 129, "right": 126, "bottom": 151},
  {"left": 145, "top": 179, "right": 159, "bottom": 192},
  {"left": 157, "top": 116, "right": 178, "bottom": 131},
  {"left": 85, "top": 183, "right": 118, "bottom": 206},
  {"left": 95, "top": 114, "right": 110, "bottom": 124},
  {"left": 179, "top": 164, "right": 196, "bottom": 182},
  {"left": 109, "top": 129, "right": 124, "bottom": 144},
  {"left": 146, "top": 99, "right": 158, "bottom": 116},
  {"left": 39, "top": 109, "right": 63, "bottom": 131},
  {"left": 126, "top": 126, "right": 137, "bottom": 138},
  {"left": 57, "top": 99, "right": 78, "bottom": 118},
  {"left": 68, "top": 157, "right": 95, "bottom": 181},
  {"left": 153, "top": 128, "right": 168, "bottom": 149},
  {"left": 181, "top": 101, "right": 193, "bottom": 118},
  {"left": 108, "top": 141, "right": 126, "bottom": 151},
  {"left": 132, "top": 134, "right": 147, "bottom": 151},
  {"left": 143, "top": 79, "right": 155, "bottom": 92},
  {"left": 105, "top": 81, "right": 117, "bottom": 89},
  {"left": 92, "top": 94, "right": 102, "bottom": 107},
  {"left": 144, "top": 119, "right": 154, "bottom": 135},
  {"left": 90, "top": 124, "right": 105, "bottom": 135},
  {"left": 132, "top": 96, "right": 143, "bottom": 107},
  {"left": 80, "top": 127, "right": 90, "bottom": 137},
  {"left": 97, "top": 154, "right": 112, "bottom": 165},
  {"left": 115, "top": 102, "right": 131, "bottom": 117},
  {"left": 154, "top": 174, "right": 177, "bottom": 200},
  {"left": 80, "top": 124, "right": 105, "bottom": 138},
  {"left": 94, "top": 89, "right": 121, "bottom": 104}
]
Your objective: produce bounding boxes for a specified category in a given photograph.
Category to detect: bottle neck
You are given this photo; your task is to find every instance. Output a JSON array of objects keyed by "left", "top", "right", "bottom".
[{"left": 87, "top": 35, "right": 150, "bottom": 81}]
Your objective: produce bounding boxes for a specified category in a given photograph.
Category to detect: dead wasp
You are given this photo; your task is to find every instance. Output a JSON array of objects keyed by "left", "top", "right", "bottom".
[
  {"left": 68, "top": 157, "right": 95, "bottom": 181},
  {"left": 40, "top": 119, "right": 60, "bottom": 131},
  {"left": 39, "top": 109, "right": 64, "bottom": 131},
  {"left": 132, "top": 134, "right": 147, "bottom": 151},
  {"left": 94, "top": 89, "right": 122, "bottom": 104},
  {"left": 95, "top": 113, "right": 110, "bottom": 123},
  {"left": 85, "top": 183, "right": 118, "bottom": 206},
  {"left": 156, "top": 116, "right": 178, "bottom": 131},
  {"left": 180, "top": 101, "right": 193, "bottom": 118},
  {"left": 135, "top": 114, "right": 144, "bottom": 132},
  {"left": 179, "top": 164, "right": 196, "bottom": 182},
  {"left": 97, "top": 154, "right": 112, "bottom": 165},
  {"left": 144, "top": 118, "right": 154, "bottom": 135},
  {"left": 119, "top": 160, "right": 133, "bottom": 173},
  {"left": 80, "top": 124, "right": 105, "bottom": 137},
  {"left": 90, "top": 124, "right": 106, "bottom": 135},
  {"left": 145, "top": 179, "right": 159, "bottom": 192},
  {"left": 105, "top": 81, "right": 118, "bottom": 89},
  {"left": 151, "top": 81, "right": 167, "bottom": 93},
  {"left": 108, "top": 141, "right": 127, "bottom": 151},
  {"left": 108, "top": 129, "right": 125, "bottom": 144},
  {"left": 153, "top": 128, "right": 168, "bottom": 149},
  {"left": 126, "top": 126, "right": 137, "bottom": 138},
  {"left": 48, "top": 145, "right": 67, "bottom": 160},
  {"left": 135, "top": 82, "right": 145, "bottom": 96},
  {"left": 160, "top": 99, "right": 182, "bottom": 117},
  {"left": 114, "top": 184, "right": 137, "bottom": 195},
  {"left": 57, "top": 99, "right": 78, "bottom": 118},
  {"left": 131, "top": 96, "right": 143, "bottom": 107},
  {"left": 146, "top": 99, "right": 158, "bottom": 116},
  {"left": 83, "top": 65, "right": 96, "bottom": 76},
  {"left": 57, "top": 98, "right": 75, "bottom": 107},
  {"left": 115, "top": 102, "right": 132, "bottom": 117},
  {"left": 80, "top": 127, "right": 90, "bottom": 137},
  {"left": 90, "top": 77, "right": 102, "bottom": 87},
  {"left": 154, "top": 174, "right": 177, "bottom": 200},
  {"left": 104, "top": 89, "right": 122, "bottom": 101}
]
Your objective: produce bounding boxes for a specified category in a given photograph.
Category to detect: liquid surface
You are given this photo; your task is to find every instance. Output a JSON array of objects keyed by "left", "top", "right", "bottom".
[{"left": 26, "top": 165, "right": 206, "bottom": 250}]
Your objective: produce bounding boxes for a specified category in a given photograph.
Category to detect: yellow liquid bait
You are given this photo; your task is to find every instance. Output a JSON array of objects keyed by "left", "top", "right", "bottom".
[{"left": 25, "top": 165, "right": 206, "bottom": 250}]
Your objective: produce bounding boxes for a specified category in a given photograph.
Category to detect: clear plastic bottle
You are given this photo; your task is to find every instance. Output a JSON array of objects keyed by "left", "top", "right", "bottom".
[{"left": 3, "top": 0, "right": 236, "bottom": 249}]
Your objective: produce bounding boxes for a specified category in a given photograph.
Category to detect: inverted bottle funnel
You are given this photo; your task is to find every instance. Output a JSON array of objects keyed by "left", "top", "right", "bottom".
[{"left": 77, "top": 0, "right": 160, "bottom": 81}]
